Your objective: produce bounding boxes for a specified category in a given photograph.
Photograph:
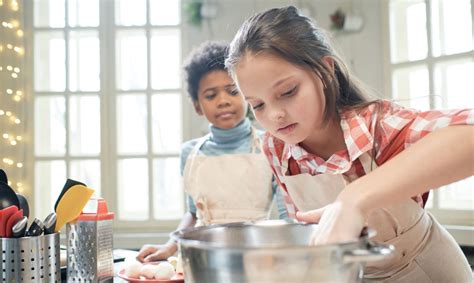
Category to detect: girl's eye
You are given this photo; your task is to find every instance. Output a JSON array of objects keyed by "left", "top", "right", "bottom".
[
  {"left": 282, "top": 86, "right": 297, "bottom": 97},
  {"left": 230, "top": 89, "right": 239, "bottom": 96},
  {"left": 251, "top": 103, "right": 264, "bottom": 110}
]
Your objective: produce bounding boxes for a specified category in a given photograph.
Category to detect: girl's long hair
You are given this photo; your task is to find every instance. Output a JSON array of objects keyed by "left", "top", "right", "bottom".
[{"left": 225, "top": 6, "right": 379, "bottom": 123}]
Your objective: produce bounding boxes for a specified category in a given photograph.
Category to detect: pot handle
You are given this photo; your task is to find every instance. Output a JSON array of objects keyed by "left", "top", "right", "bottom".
[{"left": 342, "top": 241, "right": 394, "bottom": 264}]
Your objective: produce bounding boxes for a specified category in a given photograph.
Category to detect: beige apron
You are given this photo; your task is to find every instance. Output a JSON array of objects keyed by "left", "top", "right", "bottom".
[
  {"left": 281, "top": 149, "right": 472, "bottom": 282},
  {"left": 183, "top": 128, "right": 274, "bottom": 226}
]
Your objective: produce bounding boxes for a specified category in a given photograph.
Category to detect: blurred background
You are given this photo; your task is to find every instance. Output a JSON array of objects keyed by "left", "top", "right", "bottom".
[{"left": 0, "top": 0, "right": 472, "bottom": 249}]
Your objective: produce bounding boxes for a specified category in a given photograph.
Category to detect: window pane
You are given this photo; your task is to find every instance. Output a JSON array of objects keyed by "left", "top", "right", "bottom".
[
  {"left": 150, "top": 0, "right": 180, "bottom": 25},
  {"left": 70, "top": 160, "right": 101, "bottom": 196},
  {"left": 69, "top": 31, "right": 100, "bottom": 92},
  {"left": 68, "top": 0, "right": 99, "bottom": 27},
  {"left": 116, "top": 30, "right": 147, "bottom": 90},
  {"left": 151, "top": 29, "right": 180, "bottom": 89},
  {"left": 152, "top": 93, "right": 181, "bottom": 153},
  {"left": 70, "top": 95, "right": 101, "bottom": 155},
  {"left": 439, "top": 177, "right": 474, "bottom": 210},
  {"left": 34, "top": 31, "right": 65, "bottom": 91},
  {"left": 115, "top": 0, "right": 146, "bottom": 26},
  {"left": 34, "top": 0, "right": 65, "bottom": 28},
  {"left": 35, "top": 96, "right": 66, "bottom": 156},
  {"left": 389, "top": 0, "right": 428, "bottom": 63},
  {"left": 153, "top": 158, "right": 183, "bottom": 219},
  {"left": 118, "top": 158, "right": 149, "bottom": 220},
  {"left": 392, "top": 66, "right": 430, "bottom": 110},
  {"left": 117, "top": 94, "right": 148, "bottom": 154},
  {"left": 434, "top": 59, "right": 474, "bottom": 109},
  {"left": 34, "top": 160, "right": 66, "bottom": 220},
  {"left": 431, "top": 0, "right": 473, "bottom": 57}
]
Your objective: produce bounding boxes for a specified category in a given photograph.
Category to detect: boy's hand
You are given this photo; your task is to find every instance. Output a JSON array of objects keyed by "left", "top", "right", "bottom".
[{"left": 136, "top": 242, "right": 177, "bottom": 263}]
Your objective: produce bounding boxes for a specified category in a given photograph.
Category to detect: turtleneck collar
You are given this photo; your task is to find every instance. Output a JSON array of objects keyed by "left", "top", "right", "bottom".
[{"left": 208, "top": 118, "right": 252, "bottom": 144}]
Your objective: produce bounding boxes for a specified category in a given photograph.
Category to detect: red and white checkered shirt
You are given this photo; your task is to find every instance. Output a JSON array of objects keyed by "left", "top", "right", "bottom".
[{"left": 263, "top": 100, "right": 474, "bottom": 218}]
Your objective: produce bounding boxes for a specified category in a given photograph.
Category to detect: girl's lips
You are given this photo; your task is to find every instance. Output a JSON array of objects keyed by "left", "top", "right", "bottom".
[{"left": 277, "top": 123, "right": 297, "bottom": 135}]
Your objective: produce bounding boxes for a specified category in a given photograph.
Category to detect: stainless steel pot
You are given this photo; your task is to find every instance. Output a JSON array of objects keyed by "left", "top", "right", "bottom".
[{"left": 171, "top": 220, "right": 393, "bottom": 283}]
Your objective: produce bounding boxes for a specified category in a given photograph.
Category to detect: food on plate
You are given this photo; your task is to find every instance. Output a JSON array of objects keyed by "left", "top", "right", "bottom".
[
  {"left": 124, "top": 257, "right": 143, "bottom": 278},
  {"left": 154, "top": 261, "right": 175, "bottom": 280},
  {"left": 140, "top": 264, "right": 160, "bottom": 279},
  {"left": 122, "top": 256, "right": 179, "bottom": 281}
]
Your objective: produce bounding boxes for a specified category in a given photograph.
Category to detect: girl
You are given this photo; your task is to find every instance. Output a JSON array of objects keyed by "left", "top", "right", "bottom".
[
  {"left": 137, "top": 41, "right": 287, "bottom": 263},
  {"left": 225, "top": 6, "right": 473, "bottom": 282}
]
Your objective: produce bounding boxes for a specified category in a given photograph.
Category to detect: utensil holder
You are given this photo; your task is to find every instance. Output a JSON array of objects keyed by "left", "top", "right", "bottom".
[{"left": 1, "top": 233, "right": 60, "bottom": 282}]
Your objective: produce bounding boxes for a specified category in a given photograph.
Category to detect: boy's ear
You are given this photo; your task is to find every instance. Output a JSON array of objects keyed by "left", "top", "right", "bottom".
[{"left": 193, "top": 101, "right": 203, "bottom": 115}]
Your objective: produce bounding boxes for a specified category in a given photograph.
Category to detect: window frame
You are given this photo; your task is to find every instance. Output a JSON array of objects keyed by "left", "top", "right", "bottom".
[
  {"left": 24, "top": 0, "right": 186, "bottom": 243},
  {"left": 382, "top": 0, "right": 474, "bottom": 244}
]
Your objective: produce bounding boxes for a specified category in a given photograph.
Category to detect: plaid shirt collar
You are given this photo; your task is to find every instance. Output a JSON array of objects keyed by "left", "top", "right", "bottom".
[{"left": 282, "top": 113, "right": 375, "bottom": 173}]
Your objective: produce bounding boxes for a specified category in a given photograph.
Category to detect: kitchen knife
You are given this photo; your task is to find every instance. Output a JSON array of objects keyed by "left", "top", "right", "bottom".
[
  {"left": 12, "top": 216, "right": 28, "bottom": 238},
  {"left": 25, "top": 218, "right": 44, "bottom": 237}
]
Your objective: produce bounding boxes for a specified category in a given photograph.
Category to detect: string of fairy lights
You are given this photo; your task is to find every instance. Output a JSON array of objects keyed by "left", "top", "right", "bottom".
[{"left": 1, "top": 0, "right": 26, "bottom": 193}]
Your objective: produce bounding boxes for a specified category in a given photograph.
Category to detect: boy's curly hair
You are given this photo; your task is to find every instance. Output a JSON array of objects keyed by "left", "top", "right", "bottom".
[{"left": 183, "top": 41, "right": 228, "bottom": 102}]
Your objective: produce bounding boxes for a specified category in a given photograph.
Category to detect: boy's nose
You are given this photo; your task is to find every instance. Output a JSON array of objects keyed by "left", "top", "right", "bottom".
[{"left": 217, "top": 92, "right": 231, "bottom": 107}]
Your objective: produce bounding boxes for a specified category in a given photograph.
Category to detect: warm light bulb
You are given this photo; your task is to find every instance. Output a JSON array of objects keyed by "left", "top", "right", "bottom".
[
  {"left": 6, "top": 88, "right": 13, "bottom": 94},
  {"left": 16, "top": 163, "right": 23, "bottom": 168},
  {"left": 14, "top": 118, "right": 20, "bottom": 124},
  {"left": 7, "top": 44, "right": 12, "bottom": 49},
  {"left": 13, "top": 67, "right": 19, "bottom": 73},
  {"left": 13, "top": 95, "right": 21, "bottom": 101},
  {"left": 16, "top": 30, "right": 23, "bottom": 37},
  {"left": 6, "top": 111, "right": 12, "bottom": 116},
  {"left": 17, "top": 182, "right": 22, "bottom": 187},
  {"left": 16, "top": 136, "right": 22, "bottom": 140},
  {"left": 6, "top": 65, "right": 12, "bottom": 71},
  {"left": 11, "top": 20, "right": 18, "bottom": 28},
  {"left": 10, "top": 140, "right": 17, "bottom": 145},
  {"left": 11, "top": 73, "right": 18, "bottom": 78},
  {"left": 2, "top": 133, "right": 9, "bottom": 139},
  {"left": 0, "top": 110, "right": 4, "bottom": 115},
  {"left": 17, "top": 187, "right": 24, "bottom": 193},
  {"left": 16, "top": 90, "right": 22, "bottom": 96}
]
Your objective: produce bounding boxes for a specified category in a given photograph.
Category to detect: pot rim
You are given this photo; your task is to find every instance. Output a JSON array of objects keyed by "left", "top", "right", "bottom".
[{"left": 170, "top": 220, "right": 368, "bottom": 250}]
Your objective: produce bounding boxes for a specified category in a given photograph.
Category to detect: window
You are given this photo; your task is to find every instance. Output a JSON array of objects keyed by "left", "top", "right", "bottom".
[
  {"left": 28, "top": 0, "right": 183, "bottom": 232},
  {"left": 386, "top": 0, "right": 473, "bottom": 225}
]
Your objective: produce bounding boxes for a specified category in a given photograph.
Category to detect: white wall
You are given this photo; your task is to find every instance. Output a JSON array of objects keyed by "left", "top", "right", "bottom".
[{"left": 181, "top": 0, "right": 387, "bottom": 140}]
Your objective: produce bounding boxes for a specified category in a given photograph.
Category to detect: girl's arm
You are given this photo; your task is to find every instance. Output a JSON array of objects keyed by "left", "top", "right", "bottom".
[{"left": 297, "top": 125, "right": 474, "bottom": 245}]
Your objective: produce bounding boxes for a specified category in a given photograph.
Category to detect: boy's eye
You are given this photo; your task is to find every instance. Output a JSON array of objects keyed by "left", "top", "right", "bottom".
[
  {"left": 204, "top": 93, "right": 216, "bottom": 100},
  {"left": 230, "top": 89, "right": 239, "bottom": 96}
]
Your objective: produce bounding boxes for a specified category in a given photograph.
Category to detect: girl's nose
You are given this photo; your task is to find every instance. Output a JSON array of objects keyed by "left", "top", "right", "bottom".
[{"left": 270, "top": 106, "right": 285, "bottom": 121}]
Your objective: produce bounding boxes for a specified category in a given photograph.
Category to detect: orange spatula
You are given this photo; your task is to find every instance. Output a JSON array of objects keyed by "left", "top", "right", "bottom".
[{"left": 54, "top": 184, "right": 95, "bottom": 232}]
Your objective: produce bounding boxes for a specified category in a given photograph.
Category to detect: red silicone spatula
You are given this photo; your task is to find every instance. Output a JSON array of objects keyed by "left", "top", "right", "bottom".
[
  {"left": 0, "top": 205, "right": 19, "bottom": 237},
  {"left": 5, "top": 209, "right": 23, "bottom": 238}
]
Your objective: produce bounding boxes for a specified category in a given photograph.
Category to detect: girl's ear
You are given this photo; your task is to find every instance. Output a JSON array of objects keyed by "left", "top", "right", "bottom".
[
  {"left": 322, "top": 56, "right": 335, "bottom": 75},
  {"left": 193, "top": 101, "right": 203, "bottom": 115}
]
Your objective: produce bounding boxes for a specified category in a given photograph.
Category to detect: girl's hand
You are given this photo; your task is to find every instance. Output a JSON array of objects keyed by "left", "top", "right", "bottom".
[
  {"left": 296, "top": 201, "right": 365, "bottom": 245},
  {"left": 136, "top": 242, "right": 177, "bottom": 263}
]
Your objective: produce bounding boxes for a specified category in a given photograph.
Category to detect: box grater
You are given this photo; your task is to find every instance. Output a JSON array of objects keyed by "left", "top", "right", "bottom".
[
  {"left": 66, "top": 198, "right": 114, "bottom": 282},
  {"left": 1, "top": 233, "right": 60, "bottom": 282}
]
